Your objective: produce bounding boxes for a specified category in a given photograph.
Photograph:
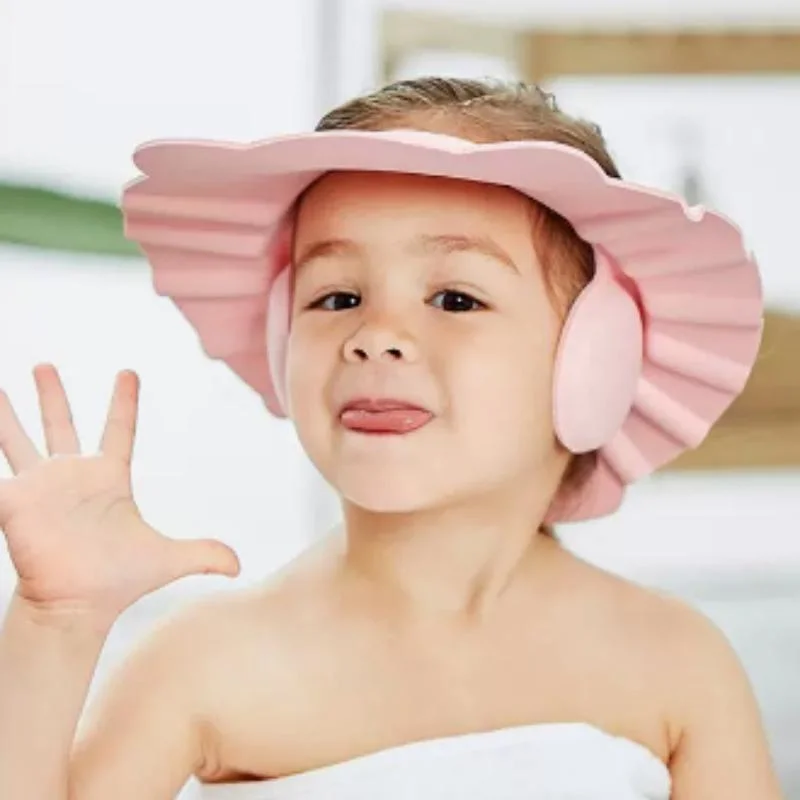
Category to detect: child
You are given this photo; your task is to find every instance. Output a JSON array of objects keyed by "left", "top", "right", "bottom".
[{"left": 0, "top": 78, "right": 783, "bottom": 799}]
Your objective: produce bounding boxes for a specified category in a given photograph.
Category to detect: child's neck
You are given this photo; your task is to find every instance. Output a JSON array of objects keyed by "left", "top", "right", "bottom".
[{"left": 338, "top": 491, "right": 558, "bottom": 625}]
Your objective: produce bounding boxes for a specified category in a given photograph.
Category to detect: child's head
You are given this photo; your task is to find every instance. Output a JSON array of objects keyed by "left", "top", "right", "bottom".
[{"left": 283, "top": 77, "right": 622, "bottom": 526}]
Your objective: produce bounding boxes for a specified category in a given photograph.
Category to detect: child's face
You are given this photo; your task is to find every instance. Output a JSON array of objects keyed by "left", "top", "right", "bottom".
[{"left": 285, "top": 170, "right": 569, "bottom": 513}]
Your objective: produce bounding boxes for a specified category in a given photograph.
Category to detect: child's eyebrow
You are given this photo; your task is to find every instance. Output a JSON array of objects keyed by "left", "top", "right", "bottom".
[
  {"left": 294, "top": 233, "right": 519, "bottom": 274},
  {"left": 294, "top": 239, "right": 356, "bottom": 273},
  {"left": 411, "top": 234, "right": 519, "bottom": 274}
]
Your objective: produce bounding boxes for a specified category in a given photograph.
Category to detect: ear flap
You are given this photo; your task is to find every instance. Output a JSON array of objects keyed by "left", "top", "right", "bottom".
[
  {"left": 552, "top": 249, "right": 644, "bottom": 453},
  {"left": 265, "top": 266, "right": 293, "bottom": 417}
]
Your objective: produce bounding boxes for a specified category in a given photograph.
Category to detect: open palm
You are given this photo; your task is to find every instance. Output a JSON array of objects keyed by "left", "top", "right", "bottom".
[{"left": 0, "top": 365, "right": 239, "bottom": 621}]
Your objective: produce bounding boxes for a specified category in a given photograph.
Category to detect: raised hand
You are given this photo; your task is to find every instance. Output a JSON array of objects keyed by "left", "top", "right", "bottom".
[{"left": 0, "top": 365, "right": 240, "bottom": 624}]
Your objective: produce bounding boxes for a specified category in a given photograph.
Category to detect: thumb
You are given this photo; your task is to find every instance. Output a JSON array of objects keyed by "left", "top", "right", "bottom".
[{"left": 165, "top": 538, "right": 241, "bottom": 582}]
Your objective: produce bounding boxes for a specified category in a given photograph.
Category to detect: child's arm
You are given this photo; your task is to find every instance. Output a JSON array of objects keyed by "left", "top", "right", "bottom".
[
  {"left": 667, "top": 605, "right": 785, "bottom": 799},
  {"left": 0, "top": 595, "right": 211, "bottom": 800},
  {"left": 68, "top": 601, "right": 215, "bottom": 800},
  {"left": 0, "top": 595, "right": 107, "bottom": 800}
]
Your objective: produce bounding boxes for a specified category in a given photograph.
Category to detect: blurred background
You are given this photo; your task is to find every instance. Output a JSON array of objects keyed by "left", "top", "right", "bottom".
[{"left": 1, "top": 0, "right": 799, "bottom": 796}]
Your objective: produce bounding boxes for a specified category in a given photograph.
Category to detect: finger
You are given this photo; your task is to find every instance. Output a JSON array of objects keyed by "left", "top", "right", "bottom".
[
  {"left": 0, "top": 477, "right": 14, "bottom": 530},
  {"left": 0, "top": 477, "right": 14, "bottom": 523},
  {"left": 33, "top": 364, "right": 81, "bottom": 456},
  {"left": 99, "top": 371, "right": 140, "bottom": 464},
  {"left": 165, "top": 538, "right": 241, "bottom": 583},
  {"left": 0, "top": 388, "right": 41, "bottom": 473}
]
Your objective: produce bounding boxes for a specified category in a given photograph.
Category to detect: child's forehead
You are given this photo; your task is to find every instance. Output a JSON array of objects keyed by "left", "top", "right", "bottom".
[
  {"left": 290, "top": 172, "right": 544, "bottom": 274},
  {"left": 303, "top": 168, "right": 505, "bottom": 197},
  {"left": 295, "top": 170, "right": 532, "bottom": 228}
]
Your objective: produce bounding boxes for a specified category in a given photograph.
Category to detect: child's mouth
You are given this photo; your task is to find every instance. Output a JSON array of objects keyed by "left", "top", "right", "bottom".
[{"left": 339, "top": 399, "right": 433, "bottom": 435}]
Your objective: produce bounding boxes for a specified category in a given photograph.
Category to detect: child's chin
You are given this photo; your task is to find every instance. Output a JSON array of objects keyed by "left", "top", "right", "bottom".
[{"left": 339, "top": 475, "right": 444, "bottom": 514}]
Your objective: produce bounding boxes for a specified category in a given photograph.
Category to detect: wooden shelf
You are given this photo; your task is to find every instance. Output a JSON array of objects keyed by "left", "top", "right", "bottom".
[
  {"left": 381, "top": 10, "right": 800, "bottom": 81},
  {"left": 722, "top": 312, "right": 800, "bottom": 422},
  {"left": 672, "top": 416, "right": 800, "bottom": 471},
  {"left": 381, "top": 10, "right": 526, "bottom": 78},
  {"left": 671, "top": 311, "right": 800, "bottom": 470},
  {"left": 522, "top": 29, "right": 800, "bottom": 80}
]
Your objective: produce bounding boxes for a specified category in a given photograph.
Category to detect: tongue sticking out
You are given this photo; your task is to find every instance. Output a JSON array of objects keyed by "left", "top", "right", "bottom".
[{"left": 340, "top": 408, "right": 433, "bottom": 434}]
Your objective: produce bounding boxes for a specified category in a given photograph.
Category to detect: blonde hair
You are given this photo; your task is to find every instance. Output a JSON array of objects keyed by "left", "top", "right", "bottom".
[{"left": 316, "top": 77, "right": 623, "bottom": 536}]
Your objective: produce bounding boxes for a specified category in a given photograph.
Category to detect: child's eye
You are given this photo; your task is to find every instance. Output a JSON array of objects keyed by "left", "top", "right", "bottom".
[
  {"left": 306, "top": 290, "right": 485, "bottom": 313},
  {"left": 308, "top": 292, "right": 361, "bottom": 311},
  {"left": 430, "top": 290, "right": 486, "bottom": 313}
]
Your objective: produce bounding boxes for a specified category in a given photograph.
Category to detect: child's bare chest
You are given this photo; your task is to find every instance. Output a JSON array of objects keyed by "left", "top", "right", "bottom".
[{"left": 198, "top": 588, "right": 672, "bottom": 785}]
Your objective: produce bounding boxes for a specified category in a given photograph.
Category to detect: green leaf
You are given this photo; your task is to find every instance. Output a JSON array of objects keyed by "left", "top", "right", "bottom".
[{"left": 0, "top": 181, "right": 139, "bottom": 257}]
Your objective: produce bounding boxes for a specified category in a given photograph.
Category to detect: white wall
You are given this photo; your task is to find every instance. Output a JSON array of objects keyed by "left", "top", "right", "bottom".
[{"left": 1, "top": 0, "right": 321, "bottom": 196}]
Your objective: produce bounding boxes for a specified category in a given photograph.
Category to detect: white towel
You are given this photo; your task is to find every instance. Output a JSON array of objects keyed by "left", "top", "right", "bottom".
[{"left": 193, "top": 721, "right": 671, "bottom": 800}]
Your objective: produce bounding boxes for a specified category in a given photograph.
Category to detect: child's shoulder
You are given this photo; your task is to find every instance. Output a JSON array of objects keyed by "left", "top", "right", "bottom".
[
  {"left": 555, "top": 544, "right": 746, "bottom": 736},
  {"left": 158, "top": 537, "right": 339, "bottom": 655},
  {"left": 555, "top": 543, "right": 728, "bottom": 658}
]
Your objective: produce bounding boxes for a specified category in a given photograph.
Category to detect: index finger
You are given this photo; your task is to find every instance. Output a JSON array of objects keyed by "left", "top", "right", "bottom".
[
  {"left": 99, "top": 371, "right": 140, "bottom": 464},
  {"left": 0, "top": 388, "right": 41, "bottom": 474}
]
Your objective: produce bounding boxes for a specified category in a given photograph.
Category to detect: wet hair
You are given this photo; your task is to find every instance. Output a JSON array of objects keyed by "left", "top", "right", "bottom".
[{"left": 315, "top": 77, "right": 624, "bottom": 536}]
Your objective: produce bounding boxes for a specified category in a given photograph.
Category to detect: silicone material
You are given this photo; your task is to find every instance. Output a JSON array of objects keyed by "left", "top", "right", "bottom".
[
  {"left": 552, "top": 249, "right": 643, "bottom": 455},
  {"left": 122, "top": 129, "right": 763, "bottom": 523}
]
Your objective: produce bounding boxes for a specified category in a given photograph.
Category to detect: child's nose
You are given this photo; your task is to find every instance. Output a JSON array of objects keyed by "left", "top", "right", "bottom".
[{"left": 342, "top": 319, "right": 420, "bottom": 364}]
